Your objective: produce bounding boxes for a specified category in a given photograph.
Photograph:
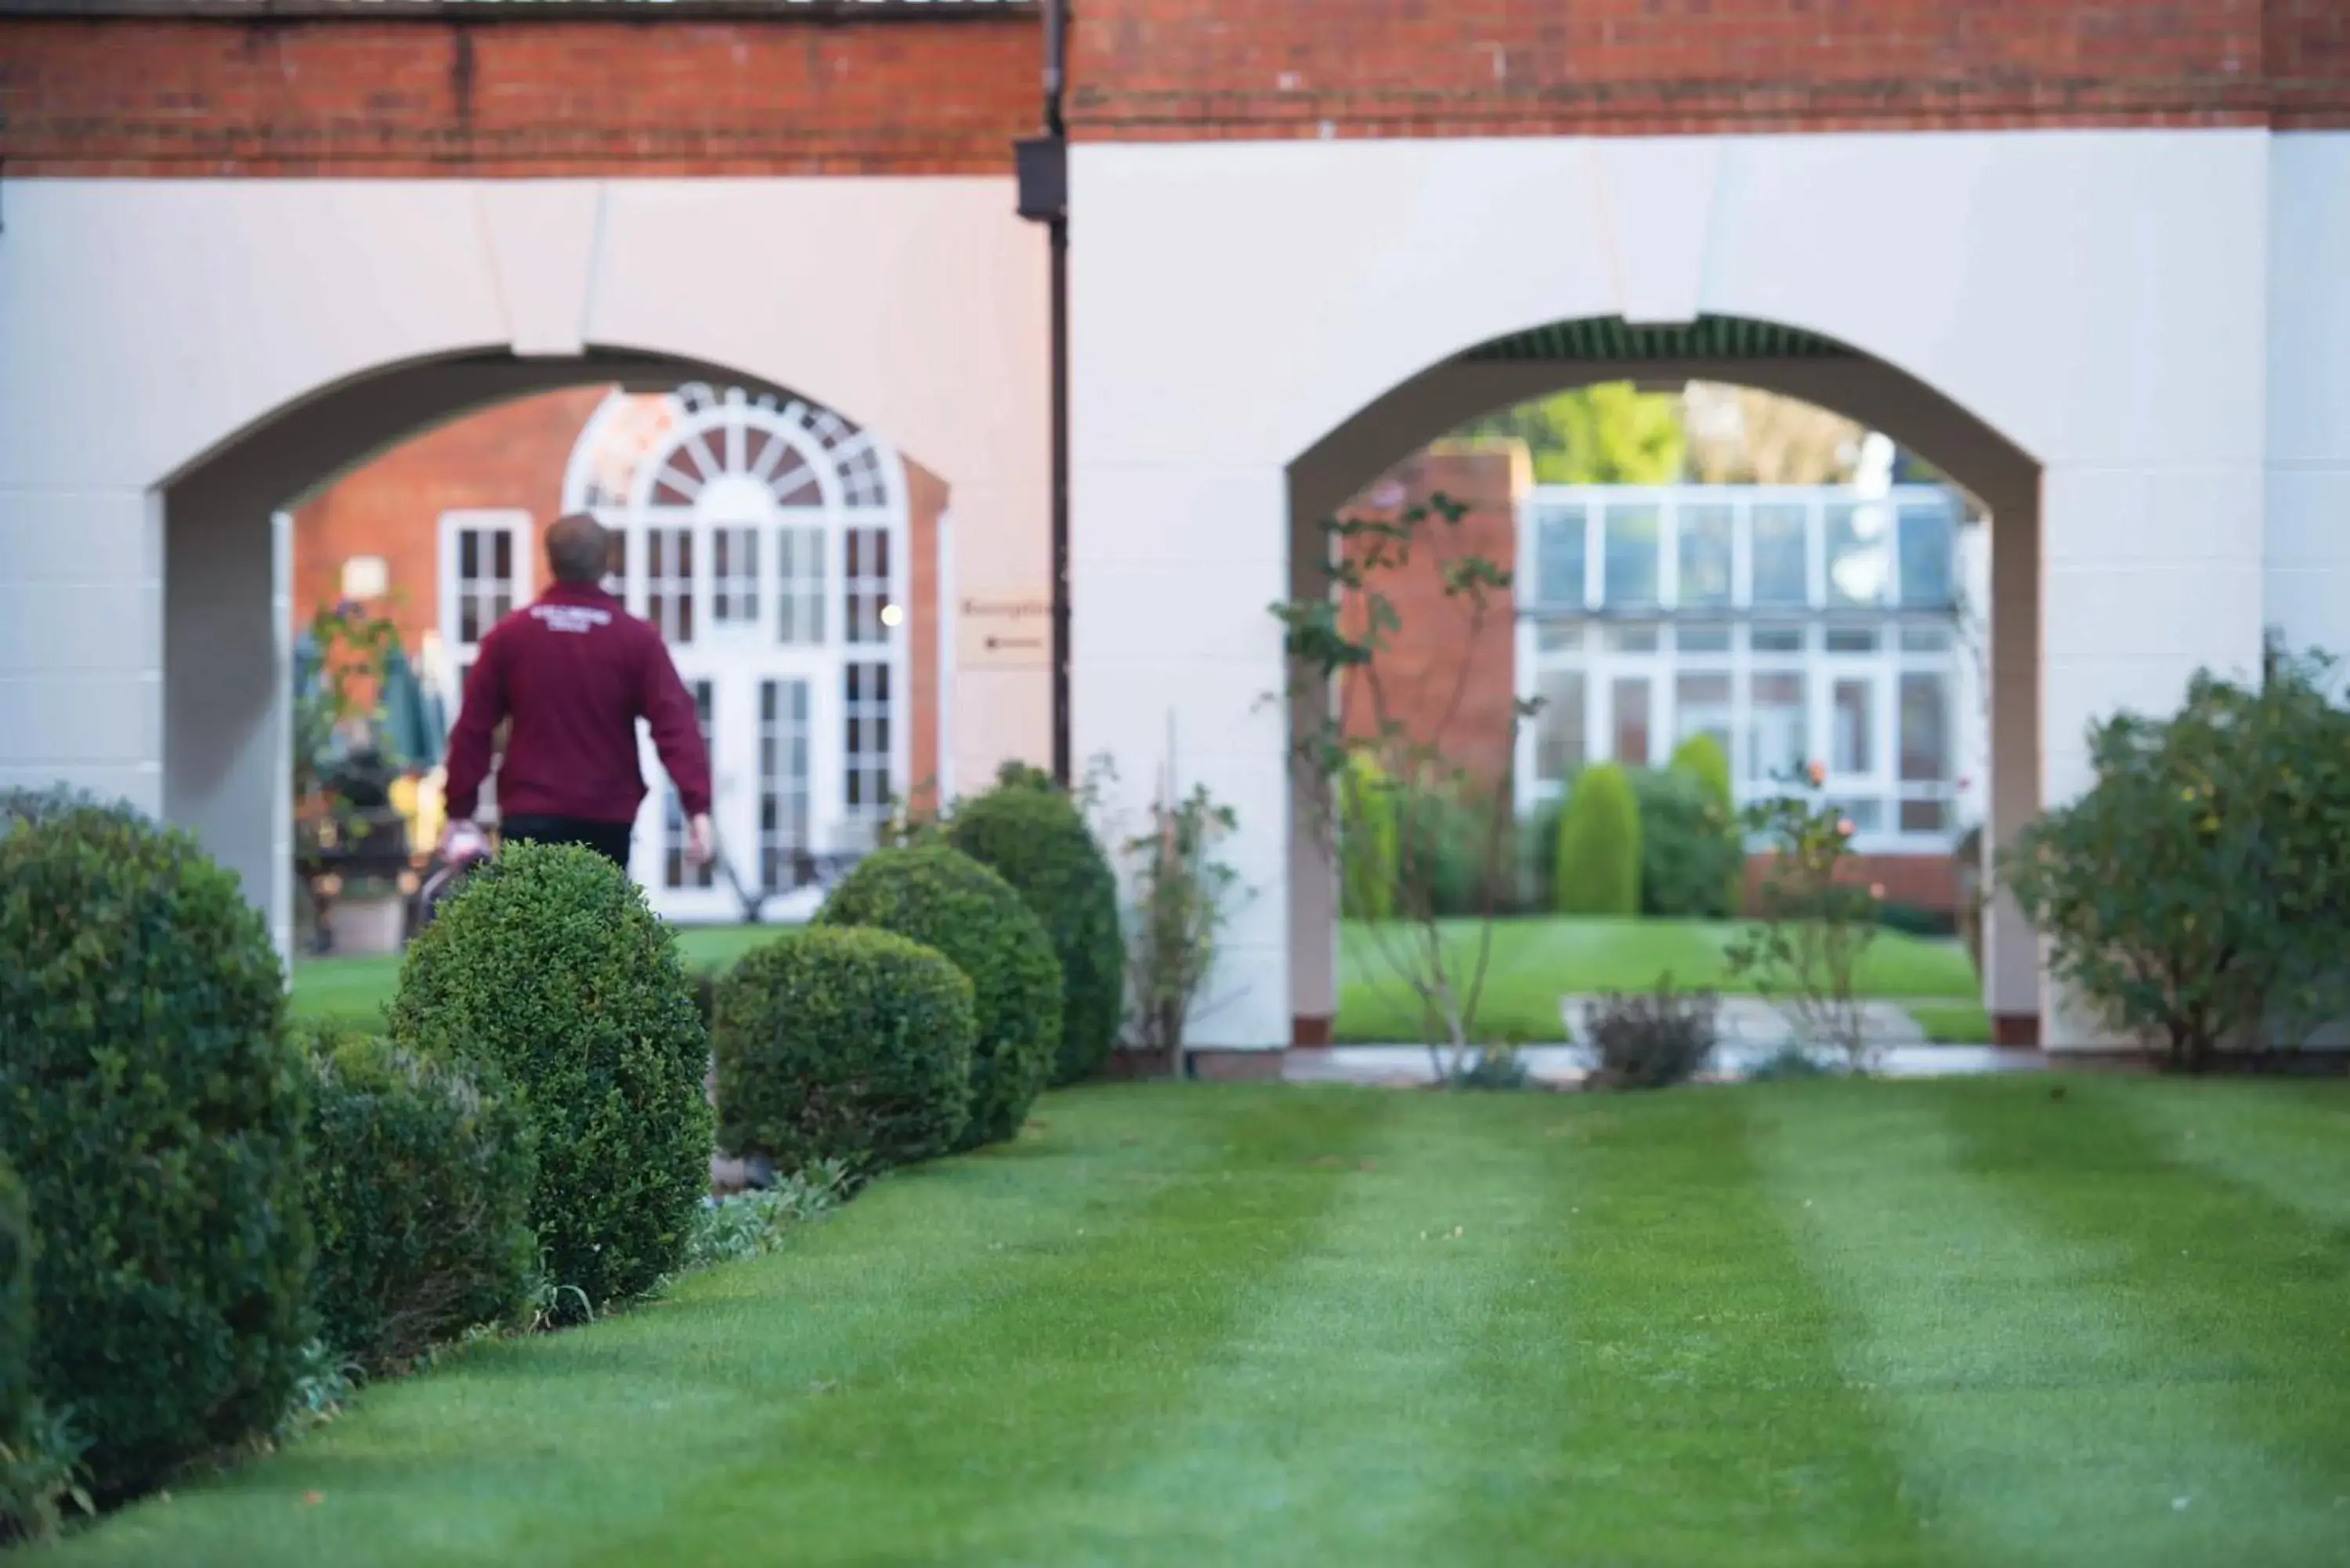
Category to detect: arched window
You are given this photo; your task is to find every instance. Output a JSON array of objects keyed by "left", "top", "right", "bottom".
[{"left": 562, "top": 383, "right": 911, "bottom": 919}]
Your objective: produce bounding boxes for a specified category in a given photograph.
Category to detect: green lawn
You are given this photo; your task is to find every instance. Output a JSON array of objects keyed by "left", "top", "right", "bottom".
[
  {"left": 295, "top": 916, "right": 1981, "bottom": 1042},
  {"left": 53, "top": 1076, "right": 2350, "bottom": 1566},
  {"left": 1336, "top": 916, "right": 1979, "bottom": 1042}
]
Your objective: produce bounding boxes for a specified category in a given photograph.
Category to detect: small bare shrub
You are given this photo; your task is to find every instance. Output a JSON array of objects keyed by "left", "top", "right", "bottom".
[{"left": 1582, "top": 981, "right": 1719, "bottom": 1090}]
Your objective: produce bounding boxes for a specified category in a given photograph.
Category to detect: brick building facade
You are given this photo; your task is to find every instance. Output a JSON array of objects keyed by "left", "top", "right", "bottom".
[
  {"left": 4, "top": 1, "right": 2340, "bottom": 181},
  {"left": 5, "top": 0, "right": 2345, "bottom": 1044}
]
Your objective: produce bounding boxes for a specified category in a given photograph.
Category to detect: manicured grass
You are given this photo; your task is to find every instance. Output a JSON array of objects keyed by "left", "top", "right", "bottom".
[
  {"left": 292, "top": 916, "right": 1980, "bottom": 1042},
  {"left": 55, "top": 1077, "right": 2350, "bottom": 1566},
  {"left": 1336, "top": 916, "right": 1980, "bottom": 1042},
  {"left": 1904, "top": 999, "right": 1997, "bottom": 1045}
]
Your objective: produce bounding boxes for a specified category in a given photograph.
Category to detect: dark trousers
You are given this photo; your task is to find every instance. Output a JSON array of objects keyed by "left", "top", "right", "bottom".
[{"left": 498, "top": 815, "right": 633, "bottom": 869}]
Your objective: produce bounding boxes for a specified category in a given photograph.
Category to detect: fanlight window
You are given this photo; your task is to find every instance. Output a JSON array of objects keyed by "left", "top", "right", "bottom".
[{"left": 559, "top": 382, "right": 911, "bottom": 912}]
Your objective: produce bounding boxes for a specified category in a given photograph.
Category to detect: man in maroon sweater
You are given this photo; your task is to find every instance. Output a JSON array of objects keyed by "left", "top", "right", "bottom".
[{"left": 440, "top": 513, "right": 713, "bottom": 871}]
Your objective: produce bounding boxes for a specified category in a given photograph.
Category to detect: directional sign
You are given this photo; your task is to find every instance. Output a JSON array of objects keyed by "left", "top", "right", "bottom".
[{"left": 956, "top": 591, "right": 1050, "bottom": 670}]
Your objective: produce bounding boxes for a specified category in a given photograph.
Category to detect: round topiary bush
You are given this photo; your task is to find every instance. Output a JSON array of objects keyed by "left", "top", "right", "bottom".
[
  {"left": 947, "top": 766, "right": 1127, "bottom": 1085},
  {"left": 1553, "top": 762, "right": 1641, "bottom": 916},
  {"left": 0, "top": 805, "right": 312, "bottom": 1498},
  {"left": 298, "top": 1021, "right": 538, "bottom": 1372},
  {"left": 714, "top": 927, "right": 976, "bottom": 1171},
  {"left": 388, "top": 841, "right": 711, "bottom": 1313},
  {"left": 816, "top": 845, "right": 1061, "bottom": 1147}
]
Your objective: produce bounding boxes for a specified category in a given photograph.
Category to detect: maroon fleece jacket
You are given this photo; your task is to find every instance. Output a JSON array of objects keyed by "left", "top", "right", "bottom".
[{"left": 442, "top": 583, "right": 712, "bottom": 826}]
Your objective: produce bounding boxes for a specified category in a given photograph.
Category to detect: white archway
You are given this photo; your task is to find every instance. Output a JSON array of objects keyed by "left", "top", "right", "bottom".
[
  {"left": 1278, "top": 323, "right": 2045, "bottom": 1049},
  {"left": 1070, "top": 130, "right": 2288, "bottom": 1055},
  {"left": 0, "top": 175, "right": 1047, "bottom": 963}
]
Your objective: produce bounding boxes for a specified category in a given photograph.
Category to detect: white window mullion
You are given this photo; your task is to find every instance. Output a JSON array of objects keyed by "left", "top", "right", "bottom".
[{"left": 1582, "top": 500, "right": 1600, "bottom": 612}]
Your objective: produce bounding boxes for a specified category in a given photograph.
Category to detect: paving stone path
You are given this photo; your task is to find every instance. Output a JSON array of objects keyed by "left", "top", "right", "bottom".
[{"left": 1285, "top": 993, "right": 2041, "bottom": 1086}]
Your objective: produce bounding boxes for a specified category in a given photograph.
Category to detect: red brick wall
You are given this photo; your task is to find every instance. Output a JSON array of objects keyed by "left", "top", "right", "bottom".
[
  {"left": 4, "top": 2, "right": 2341, "bottom": 176},
  {"left": 1335, "top": 442, "right": 1524, "bottom": 790},
  {"left": 1744, "top": 851, "right": 1959, "bottom": 917},
  {"left": 293, "top": 388, "right": 605, "bottom": 658},
  {"left": 0, "top": 15, "right": 1039, "bottom": 175},
  {"left": 291, "top": 385, "right": 945, "bottom": 793},
  {"left": 1069, "top": 0, "right": 2348, "bottom": 137}
]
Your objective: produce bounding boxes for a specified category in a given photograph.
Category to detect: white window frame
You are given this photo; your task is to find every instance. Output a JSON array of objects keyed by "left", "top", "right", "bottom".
[
  {"left": 436, "top": 508, "right": 533, "bottom": 713},
  {"left": 561, "top": 385, "right": 913, "bottom": 921},
  {"left": 1513, "top": 483, "right": 1968, "bottom": 855}
]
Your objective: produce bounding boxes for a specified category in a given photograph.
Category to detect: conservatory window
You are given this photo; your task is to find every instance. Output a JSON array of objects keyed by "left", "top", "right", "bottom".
[
  {"left": 1535, "top": 504, "right": 1587, "bottom": 609},
  {"left": 1601, "top": 505, "right": 1661, "bottom": 608},
  {"left": 1677, "top": 504, "right": 1734, "bottom": 609},
  {"left": 1535, "top": 670, "right": 1586, "bottom": 786},
  {"left": 1825, "top": 501, "right": 1893, "bottom": 608},
  {"left": 1751, "top": 504, "right": 1809, "bottom": 607},
  {"left": 1898, "top": 504, "right": 1956, "bottom": 607}
]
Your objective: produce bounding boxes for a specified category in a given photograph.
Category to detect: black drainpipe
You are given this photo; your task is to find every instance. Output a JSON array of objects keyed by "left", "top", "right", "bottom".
[{"left": 1016, "top": 0, "right": 1072, "bottom": 787}]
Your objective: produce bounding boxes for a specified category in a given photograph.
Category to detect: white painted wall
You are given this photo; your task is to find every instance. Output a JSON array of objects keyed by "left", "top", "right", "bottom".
[
  {"left": 0, "top": 176, "right": 1049, "bottom": 962},
  {"left": 1072, "top": 128, "right": 2312, "bottom": 1050},
  {"left": 2263, "top": 134, "right": 2350, "bottom": 659}
]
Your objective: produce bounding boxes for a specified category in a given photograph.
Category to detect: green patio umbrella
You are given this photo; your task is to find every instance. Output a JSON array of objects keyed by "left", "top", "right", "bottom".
[
  {"left": 291, "top": 630, "right": 321, "bottom": 706},
  {"left": 378, "top": 643, "right": 443, "bottom": 771}
]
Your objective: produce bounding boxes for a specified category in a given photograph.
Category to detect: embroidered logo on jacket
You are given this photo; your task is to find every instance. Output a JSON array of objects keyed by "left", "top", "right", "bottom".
[{"left": 530, "top": 605, "right": 614, "bottom": 635}]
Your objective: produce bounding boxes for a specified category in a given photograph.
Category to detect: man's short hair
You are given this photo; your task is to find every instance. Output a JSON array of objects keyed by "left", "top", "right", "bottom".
[{"left": 544, "top": 512, "right": 610, "bottom": 585}]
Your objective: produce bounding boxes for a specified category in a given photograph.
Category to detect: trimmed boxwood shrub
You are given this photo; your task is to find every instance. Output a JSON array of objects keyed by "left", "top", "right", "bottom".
[
  {"left": 1630, "top": 766, "right": 1741, "bottom": 919},
  {"left": 817, "top": 845, "right": 1061, "bottom": 1147},
  {"left": 0, "top": 805, "right": 312, "bottom": 1497},
  {"left": 714, "top": 927, "right": 976, "bottom": 1171},
  {"left": 298, "top": 1021, "right": 538, "bottom": 1372},
  {"left": 389, "top": 842, "right": 711, "bottom": 1313},
  {"left": 947, "top": 765, "right": 1127, "bottom": 1085},
  {"left": 1553, "top": 762, "right": 1641, "bottom": 916}
]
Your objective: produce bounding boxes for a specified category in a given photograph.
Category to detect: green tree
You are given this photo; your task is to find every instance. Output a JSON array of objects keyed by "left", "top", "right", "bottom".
[
  {"left": 2001, "top": 644, "right": 2350, "bottom": 1069},
  {"left": 1274, "top": 493, "right": 1529, "bottom": 1082},
  {"left": 1459, "top": 382, "right": 1685, "bottom": 485}
]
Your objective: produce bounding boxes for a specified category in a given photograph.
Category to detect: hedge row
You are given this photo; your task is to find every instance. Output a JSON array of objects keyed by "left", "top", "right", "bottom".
[
  {"left": 711, "top": 764, "right": 1124, "bottom": 1178},
  {"left": 0, "top": 795, "right": 714, "bottom": 1524},
  {"left": 0, "top": 794, "right": 312, "bottom": 1508},
  {"left": 1552, "top": 737, "right": 1743, "bottom": 919},
  {"left": 0, "top": 764, "right": 1126, "bottom": 1524},
  {"left": 1332, "top": 737, "right": 1747, "bottom": 922}
]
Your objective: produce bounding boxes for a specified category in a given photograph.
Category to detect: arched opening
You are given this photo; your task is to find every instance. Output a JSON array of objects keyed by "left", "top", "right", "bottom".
[
  {"left": 161, "top": 350, "right": 944, "bottom": 963},
  {"left": 1282, "top": 315, "right": 2042, "bottom": 1050}
]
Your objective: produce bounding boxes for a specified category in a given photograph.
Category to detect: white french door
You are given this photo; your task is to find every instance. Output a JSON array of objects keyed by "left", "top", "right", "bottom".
[
  {"left": 560, "top": 384, "right": 913, "bottom": 923},
  {"left": 631, "top": 659, "right": 844, "bottom": 923},
  {"left": 610, "top": 509, "right": 904, "bottom": 924}
]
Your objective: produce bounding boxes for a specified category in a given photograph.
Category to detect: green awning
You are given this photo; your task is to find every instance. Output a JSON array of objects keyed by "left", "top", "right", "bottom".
[{"left": 1460, "top": 316, "right": 1852, "bottom": 365}]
